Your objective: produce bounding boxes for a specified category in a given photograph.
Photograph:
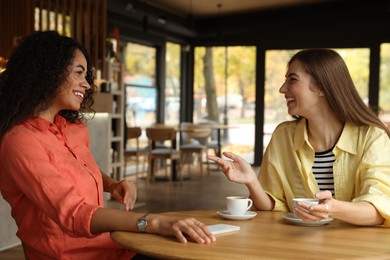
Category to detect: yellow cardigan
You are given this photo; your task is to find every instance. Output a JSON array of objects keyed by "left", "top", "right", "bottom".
[{"left": 258, "top": 118, "right": 390, "bottom": 226}]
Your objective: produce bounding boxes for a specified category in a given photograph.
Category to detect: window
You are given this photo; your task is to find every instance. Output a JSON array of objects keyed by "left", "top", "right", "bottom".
[
  {"left": 194, "top": 46, "right": 256, "bottom": 163},
  {"left": 123, "top": 42, "right": 156, "bottom": 127},
  {"left": 165, "top": 42, "right": 181, "bottom": 125},
  {"left": 380, "top": 43, "right": 390, "bottom": 128}
]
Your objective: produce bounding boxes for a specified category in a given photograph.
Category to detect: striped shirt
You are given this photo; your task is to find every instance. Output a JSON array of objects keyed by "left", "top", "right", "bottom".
[{"left": 312, "top": 147, "right": 335, "bottom": 195}]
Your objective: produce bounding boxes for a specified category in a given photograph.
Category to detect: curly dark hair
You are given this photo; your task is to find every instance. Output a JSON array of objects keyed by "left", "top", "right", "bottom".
[{"left": 0, "top": 31, "right": 97, "bottom": 139}]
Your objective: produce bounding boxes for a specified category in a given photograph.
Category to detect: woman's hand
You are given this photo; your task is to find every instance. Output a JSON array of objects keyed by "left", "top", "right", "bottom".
[
  {"left": 294, "top": 191, "right": 385, "bottom": 226},
  {"left": 207, "top": 152, "right": 257, "bottom": 185},
  {"left": 109, "top": 180, "right": 137, "bottom": 211},
  {"left": 293, "top": 190, "right": 333, "bottom": 221},
  {"left": 152, "top": 215, "right": 216, "bottom": 244}
]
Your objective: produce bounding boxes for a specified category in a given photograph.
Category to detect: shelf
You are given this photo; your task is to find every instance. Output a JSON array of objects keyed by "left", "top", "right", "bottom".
[
  {"left": 111, "top": 136, "right": 122, "bottom": 142},
  {"left": 87, "top": 61, "right": 125, "bottom": 181},
  {"left": 111, "top": 162, "right": 122, "bottom": 168},
  {"left": 110, "top": 114, "right": 122, "bottom": 119},
  {"left": 111, "top": 90, "right": 123, "bottom": 95}
]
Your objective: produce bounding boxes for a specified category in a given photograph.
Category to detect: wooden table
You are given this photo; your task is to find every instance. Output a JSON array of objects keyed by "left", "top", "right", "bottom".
[{"left": 111, "top": 210, "right": 390, "bottom": 259}]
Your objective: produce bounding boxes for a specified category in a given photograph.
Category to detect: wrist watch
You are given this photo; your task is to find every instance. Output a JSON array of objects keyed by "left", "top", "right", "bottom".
[{"left": 136, "top": 213, "right": 149, "bottom": 232}]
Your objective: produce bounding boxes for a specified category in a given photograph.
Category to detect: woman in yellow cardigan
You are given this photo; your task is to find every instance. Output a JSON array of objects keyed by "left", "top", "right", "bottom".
[{"left": 209, "top": 49, "right": 390, "bottom": 227}]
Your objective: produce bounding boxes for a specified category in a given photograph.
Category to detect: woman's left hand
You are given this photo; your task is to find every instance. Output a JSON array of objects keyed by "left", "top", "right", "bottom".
[
  {"left": 152, "top": 216, "right": 216, "bottom": 244},
  {"left": 294, "top": 190, "right": 333, "bottom": 221},
  {"left": 109, "top": 180, "right": 137, "bottom": 211}
]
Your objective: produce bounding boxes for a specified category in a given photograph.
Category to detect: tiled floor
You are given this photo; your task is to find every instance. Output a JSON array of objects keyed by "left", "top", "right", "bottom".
[{"left": 0, "top": 165, "right": 257, "bottom": 259}]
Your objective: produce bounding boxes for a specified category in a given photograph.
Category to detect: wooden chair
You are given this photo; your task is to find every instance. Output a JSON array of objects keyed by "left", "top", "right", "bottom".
[
  {"left": 197, "top": 120, "right": 220, "bottom": 156},
  {"left": 123, "top": 127, "right": 148, "bottom": 181},
  {"left": 146, "top": 127, "right": 181, "bottom": 182},
  {"left": 179, "top": 124, "right": 212, "bottom": 177}
]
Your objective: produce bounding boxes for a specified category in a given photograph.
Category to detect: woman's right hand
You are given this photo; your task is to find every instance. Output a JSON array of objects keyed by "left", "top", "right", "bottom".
[{"left": 207, "top": 152, "right": 256, "bottom": 185}]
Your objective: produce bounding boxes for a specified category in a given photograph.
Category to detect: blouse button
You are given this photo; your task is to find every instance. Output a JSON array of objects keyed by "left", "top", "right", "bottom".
[{"left": 53, "top": 131, "right": 58, "bottom": 135}]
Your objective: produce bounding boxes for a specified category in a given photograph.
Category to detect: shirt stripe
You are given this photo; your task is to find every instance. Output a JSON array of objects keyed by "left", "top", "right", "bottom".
[{"left": 313, "top": 148, "right": 335, "bottom": 196}]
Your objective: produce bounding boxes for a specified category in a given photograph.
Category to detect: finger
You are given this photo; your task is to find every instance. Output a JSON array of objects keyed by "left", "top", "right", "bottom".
[
  {"left": 222, "top": 152, "right": 240, "bottom": 161},
  {"left": 207, "top": 155, "right": 219, "bottom": 161},
  {"left": 296, "top": 202, "right": 329, "bottom": 220},
  {"left": 123, "top": 189, "right": 135, "bottom": 205},
  {"left": 123, "top": 181, "right": 137, "bottom": 206},
  {"left": 200, "top": 225, "right": 216, "bottom": 242},
  {"left": 207, "top": 156, "right": 227, "bottom": 167},
  {"left": 323, "top": 202, "right": 329, "bottom": 214},
  {"left": 171, "top": 227, "right": 188, "bottom": 243},
  {"left": 125, "top": 200, "right": 133, "bottom": 211},
  {"left": 110, "top": 190, "right": 123, "bottom": 204},
  {"left": 294, "top": 207, "right": 321, "bottom": 222},
  {"left": 193, "top": 221, "right": 215, "bottom": 243},
  {"left": 298, "top": 202, "right": 322, "bottom": 214},
  {"left": 174, "top": 220, "right": 208, "bottom": 244},
  {"left": 174, "top": 232, "right": 188, "bottom": 243},
  {"left": 315, "top": 190, "right": 332, "bottom": 200},
  {"left": 185, "top": 226, "right": 207, "bottom": 244}
]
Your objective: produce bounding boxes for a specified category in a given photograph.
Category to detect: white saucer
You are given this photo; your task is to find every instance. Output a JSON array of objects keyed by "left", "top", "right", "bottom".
[
  {"left": 217, "top": 210, "right": 257, "bottom": 220},
  {"left": 282, "top": 212, "right": 333, "bottom": 226}
]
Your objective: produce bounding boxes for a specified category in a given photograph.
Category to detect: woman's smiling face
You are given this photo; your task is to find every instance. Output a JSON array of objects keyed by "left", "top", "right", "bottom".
[
  {"left": 52, "top": 49, "right": 91, "bottom": 112},
  {"left": 279, "top": 60, "right": 324, "bottom": 119}
]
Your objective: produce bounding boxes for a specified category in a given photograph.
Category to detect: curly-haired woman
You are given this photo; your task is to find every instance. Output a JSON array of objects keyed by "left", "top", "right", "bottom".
[{"left": 0, "top": 31, "right": 214, "bottom": 259}]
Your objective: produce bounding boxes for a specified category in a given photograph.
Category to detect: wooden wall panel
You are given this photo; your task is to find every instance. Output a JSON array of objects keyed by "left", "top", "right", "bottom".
[
  {"left": 0, "top": 0, "right": 107, "bottom": 76},
  {"left": 62, "top": 0, "right": 67, "bottom": 35},
  {"left": 0, "top": 0, "right": 34, "bottom": 58},
  {"left": 100, "top": 0, "right": 108, "bottom": 77}
]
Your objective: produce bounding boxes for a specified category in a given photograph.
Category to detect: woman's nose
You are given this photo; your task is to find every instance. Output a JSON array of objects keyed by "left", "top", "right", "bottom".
[
  {"left": 82, "top": 78, "right": 91, "bottom": 89},
  {"left": 279, "top": 82, "right": 287, "bottom": 93}
]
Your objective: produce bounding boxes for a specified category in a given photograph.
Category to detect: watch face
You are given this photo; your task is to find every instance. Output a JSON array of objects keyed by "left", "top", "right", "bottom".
[{"left": 137, "top": 218, "right": 147, "bottom": 231}]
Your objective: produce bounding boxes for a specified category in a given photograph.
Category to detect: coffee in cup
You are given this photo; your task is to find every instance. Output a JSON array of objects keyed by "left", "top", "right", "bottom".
[{"left": 226, "top": 196, "right": 253, "bottom": 215}]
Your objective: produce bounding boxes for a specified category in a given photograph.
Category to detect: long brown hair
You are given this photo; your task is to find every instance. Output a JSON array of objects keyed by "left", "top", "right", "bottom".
[{"left": 289, "top": 49, "right": 390, "bottom": 137}]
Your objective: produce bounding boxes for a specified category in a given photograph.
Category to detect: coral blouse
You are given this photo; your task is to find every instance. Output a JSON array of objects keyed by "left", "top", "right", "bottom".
[{"left": 0, "top": 115, "right": 134, "bottom": 259}]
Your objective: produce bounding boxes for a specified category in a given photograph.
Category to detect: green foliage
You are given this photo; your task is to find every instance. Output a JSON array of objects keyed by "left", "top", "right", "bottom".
[
  {"left": 124, "top": 43, "right": 156, "bottom": 80},
  {"left": 380, "top": 44, "right": 390, "bottom": 112},
  {"left": 194, "top": 46, "right": 256, "bottom": 121}
]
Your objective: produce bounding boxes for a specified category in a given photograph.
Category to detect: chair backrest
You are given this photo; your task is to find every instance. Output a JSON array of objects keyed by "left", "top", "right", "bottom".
[
  {"left": 180, "top": 122, "right": 193, "bottom": 145},
  {"left": 146, "top": 127, "right": 177, "bottom": 157},
  {"left": 197, "top": 120, "right": 219, "bottom": 141},
  {"left": 187, "top": 124, "right": 212, "bottom": 145},
  {"left": 146, "top": 127, "right": 176, "bottom": 143},
  {"left": 153, "top": 123, "right": 177, "bottom": 129},
  {"left": 126, "top": 127, "right": 142, "bottom": 139},
  {"left": 125, "top": 127, "right": 142, "bottom": 149}
]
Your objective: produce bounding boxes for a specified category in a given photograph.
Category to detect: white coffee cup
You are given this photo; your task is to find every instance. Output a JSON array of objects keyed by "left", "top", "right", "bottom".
[
  {"left": 292, "top": 198, "right": 319, "bottom": 208},
  {"left": 226, "top": 196, "right": 253, "bottom": 215},
  {"left": 292, "top": 198, "right": 319, "bottom": 215}
]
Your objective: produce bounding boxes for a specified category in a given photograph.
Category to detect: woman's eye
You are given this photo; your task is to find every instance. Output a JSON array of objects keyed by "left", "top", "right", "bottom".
[{"left": 75, "top": 71, "right": 83, "bottom": 77}]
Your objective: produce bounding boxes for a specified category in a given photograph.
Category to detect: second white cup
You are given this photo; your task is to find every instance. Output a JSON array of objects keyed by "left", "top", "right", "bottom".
[{"left": 226, "top": 196, "right": 253, "bottom": 215}]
